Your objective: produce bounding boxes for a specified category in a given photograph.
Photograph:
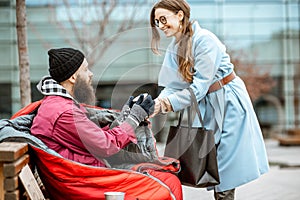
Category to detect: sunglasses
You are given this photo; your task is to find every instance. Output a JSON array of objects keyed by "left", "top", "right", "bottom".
[{"left": 154, "top": 13, "right": 177, "bottom": 27}]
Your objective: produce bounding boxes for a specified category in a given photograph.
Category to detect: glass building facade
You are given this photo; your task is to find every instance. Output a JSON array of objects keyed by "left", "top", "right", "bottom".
[
  {"left": 188, "top": 0, "right": 300, "bottom": 135},
  {"left": 0, "top": 0, "right": 299, "bottom": 137}
]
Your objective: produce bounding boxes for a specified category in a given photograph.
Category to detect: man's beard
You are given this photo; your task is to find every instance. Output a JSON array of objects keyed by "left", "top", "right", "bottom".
[{"left": 73, "top": 76, "right": 96, "bottom": 105}]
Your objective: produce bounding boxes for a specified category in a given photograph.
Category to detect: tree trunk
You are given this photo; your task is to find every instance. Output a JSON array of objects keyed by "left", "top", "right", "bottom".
[{"left": 16, "top": 0, "right": 31, "bottom": 107}]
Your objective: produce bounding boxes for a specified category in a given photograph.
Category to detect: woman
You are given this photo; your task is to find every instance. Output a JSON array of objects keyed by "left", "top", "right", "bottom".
[{"left": 149, "top": 0, "right": 269, "bottom": 199}]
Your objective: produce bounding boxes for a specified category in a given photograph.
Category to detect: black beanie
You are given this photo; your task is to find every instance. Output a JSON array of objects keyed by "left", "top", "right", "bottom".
[{"left": 48, "top": 48, "right": 85, "bottom": 83}]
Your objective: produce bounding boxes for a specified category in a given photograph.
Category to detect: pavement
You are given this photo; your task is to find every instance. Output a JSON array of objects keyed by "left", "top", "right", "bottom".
[{"left": 156, "top": 139, "right": 300, "bottom": 200}]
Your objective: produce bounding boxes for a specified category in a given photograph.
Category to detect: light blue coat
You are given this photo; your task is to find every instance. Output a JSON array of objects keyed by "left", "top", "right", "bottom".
[{"left": 158, "top": 21, "right": 269, "bottom": 192}]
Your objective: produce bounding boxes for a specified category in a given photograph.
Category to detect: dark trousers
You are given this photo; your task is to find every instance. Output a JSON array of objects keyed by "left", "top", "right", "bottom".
[{"left": 214, "top": 188, "right": 235, "bottom": 200}]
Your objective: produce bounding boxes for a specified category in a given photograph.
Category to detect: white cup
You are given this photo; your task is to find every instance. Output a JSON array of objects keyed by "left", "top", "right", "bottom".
[{"left": 104, "top": 192, "right": 125, "bottom": 200}]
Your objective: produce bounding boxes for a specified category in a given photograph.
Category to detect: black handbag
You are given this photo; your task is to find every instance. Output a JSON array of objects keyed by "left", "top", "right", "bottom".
[{"left": 164, "top": 88, "right": 220, "bottom": 187}]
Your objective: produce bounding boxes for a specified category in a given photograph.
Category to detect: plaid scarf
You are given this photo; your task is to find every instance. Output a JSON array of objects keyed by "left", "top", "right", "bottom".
[{"left": 37, "top": 76, "right": 75, "bottom": 101}]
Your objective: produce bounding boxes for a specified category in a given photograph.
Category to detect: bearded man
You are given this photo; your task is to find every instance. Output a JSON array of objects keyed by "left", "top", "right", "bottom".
[{"left": 31, "top": 47, "right": 154, "bottom": 167}]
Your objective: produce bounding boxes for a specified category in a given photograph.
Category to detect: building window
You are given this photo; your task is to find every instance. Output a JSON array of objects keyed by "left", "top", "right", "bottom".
[{"left": 0, "top": 84, "right": 11, "bottom": 118}]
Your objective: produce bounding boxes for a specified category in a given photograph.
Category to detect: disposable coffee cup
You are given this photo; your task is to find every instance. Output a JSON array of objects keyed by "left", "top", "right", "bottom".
[
  {"left": 104, "top": 192, "right": 125, "bottom": 200},
  {"left": 133, "top": 93, "right": 148, "bottom": 102}
]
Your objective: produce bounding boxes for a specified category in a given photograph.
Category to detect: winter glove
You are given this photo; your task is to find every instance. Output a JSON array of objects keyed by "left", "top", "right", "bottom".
[
  {"left": 125, "top": 95, "right": 155, "bottom": 128},
  {"left": 125, "top": 96, "right": 135, "bottom": 108},
  {"left": 120, "top": 96, "right": 135, "bottom": 118},
  {"left": 110, "top": 96, "right": 135, "bottom": 128},
  {"left": 136, "top": 95, "right": 155, "bottom": 116}
]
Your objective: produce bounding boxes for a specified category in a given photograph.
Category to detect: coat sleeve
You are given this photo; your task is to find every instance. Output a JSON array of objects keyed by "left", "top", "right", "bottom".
[
  {"left": 167, "top": 34, "right": 222, "bottom": 112},
  {"left": 52, "top": 107, "right": 137, "bottom": 158}
]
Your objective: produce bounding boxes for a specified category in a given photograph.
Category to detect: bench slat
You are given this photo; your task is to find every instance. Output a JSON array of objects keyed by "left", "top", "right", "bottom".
[
  {"left": 3, "top": 155, "right": 30, "bottom": 177},
  {"left": 0, "top": 143, "right": 28, "bottom": 162}
]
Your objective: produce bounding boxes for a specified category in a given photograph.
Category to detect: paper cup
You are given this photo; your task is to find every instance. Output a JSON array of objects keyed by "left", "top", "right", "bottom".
[
  {"left": 133, "top": 93, "right": 148, "bottom": 102},
  {"left": 104, "top": 192, "right": 125, "bottom": 200}
]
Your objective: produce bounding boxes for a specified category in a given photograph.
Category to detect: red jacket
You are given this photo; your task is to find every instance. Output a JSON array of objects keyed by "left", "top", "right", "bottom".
[{"left": 31, "top": 95, "right": 137, "bottom": 167}]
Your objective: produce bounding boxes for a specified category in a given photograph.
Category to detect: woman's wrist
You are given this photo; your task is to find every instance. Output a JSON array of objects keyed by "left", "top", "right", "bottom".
[
  {"left": 159, "top": 97, "right": 173, "bottom": 113},
  {"left": 149, "top": 97, "right": 173, "bottom": 118}
]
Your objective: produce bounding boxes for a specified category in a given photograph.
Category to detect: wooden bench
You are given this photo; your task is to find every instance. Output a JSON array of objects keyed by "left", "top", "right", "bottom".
[
  {"left": 0, "top": 142, "right": 45, "bottom": 200},
  {"left": 277, "top": 128, "right": 300, "bottom": 146}
]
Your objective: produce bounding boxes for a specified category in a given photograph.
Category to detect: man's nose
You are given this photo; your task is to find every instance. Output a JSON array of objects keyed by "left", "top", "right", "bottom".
[{"left": 89, "top": 70, "right": 93, "bottom": 78}]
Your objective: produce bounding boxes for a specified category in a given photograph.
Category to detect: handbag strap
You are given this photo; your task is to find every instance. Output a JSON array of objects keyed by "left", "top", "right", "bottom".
[
  {"left": 178, "top": 110, "right": 184, "bottom": 126},
  {"left": 176, "top": 88, "right": 205, "bottom": 128},
  {"left": 188, "top": 88, "right": 204, "bottom": 127}
]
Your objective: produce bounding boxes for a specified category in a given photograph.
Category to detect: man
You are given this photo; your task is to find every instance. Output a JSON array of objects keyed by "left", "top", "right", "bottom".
[{"left": 31, "top": 47, "right": 154, "bottom": 167}]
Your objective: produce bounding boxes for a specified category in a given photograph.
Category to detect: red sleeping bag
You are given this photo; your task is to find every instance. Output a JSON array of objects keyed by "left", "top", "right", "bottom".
[
  {"left": 11, "top": 101, "right": 183, "bottom": 200},
  {"left": 31, "top": 145, "right": 181, "bottom": 200}
]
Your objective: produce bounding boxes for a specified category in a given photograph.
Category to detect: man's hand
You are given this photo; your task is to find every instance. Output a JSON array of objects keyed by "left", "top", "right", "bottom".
[
  {"left": 135, "top": 95, "right": 154, "bottom": 117},
  {"left": 127, "top": 95, "right": 155, "bottom": 126},
  {"left": 125, "top": 96, "right": 135, "bottom": 108}
]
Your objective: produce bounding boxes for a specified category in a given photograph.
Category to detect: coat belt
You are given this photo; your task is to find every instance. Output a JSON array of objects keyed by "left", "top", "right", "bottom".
[{"left": 208, "top": 71, "right": 236, "bottom": 93}]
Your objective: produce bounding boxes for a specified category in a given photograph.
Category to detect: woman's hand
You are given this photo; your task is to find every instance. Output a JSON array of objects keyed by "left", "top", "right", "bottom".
[{"left": 149, "top": 97, "right": 173, "bottom": 118}]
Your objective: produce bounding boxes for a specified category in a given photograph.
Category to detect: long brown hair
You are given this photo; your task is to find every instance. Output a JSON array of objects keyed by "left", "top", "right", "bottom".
[{"left": 150, "top": 0, "right": 194, "bottom": 83}]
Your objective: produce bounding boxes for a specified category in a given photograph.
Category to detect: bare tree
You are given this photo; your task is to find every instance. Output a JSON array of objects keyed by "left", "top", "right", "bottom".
[
  {"left": 31, "top": 0, "right": 148, "bottom": 67},
  {"left": 16, "top": 0, "right": 31, "bottom": 107},
  {"left": 230, "top": 50, "right": 276, "bottom": 102}
]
